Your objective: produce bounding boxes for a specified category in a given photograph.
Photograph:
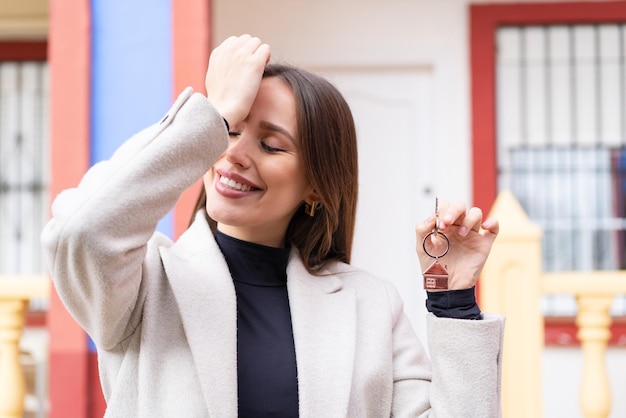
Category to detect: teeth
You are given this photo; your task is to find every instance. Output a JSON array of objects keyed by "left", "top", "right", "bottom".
[{"left": 220, "top": 175, "right": 252, "bottom": 191}]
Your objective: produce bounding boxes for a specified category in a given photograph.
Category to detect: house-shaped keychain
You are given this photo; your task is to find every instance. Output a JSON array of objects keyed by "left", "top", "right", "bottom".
[{"left": 423, "top": 260, "right": 449, "bottom": 290}]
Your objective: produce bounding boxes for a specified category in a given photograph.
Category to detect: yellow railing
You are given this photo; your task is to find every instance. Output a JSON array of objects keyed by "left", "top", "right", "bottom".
[
  {"left": 0, "top": 275, "right": 50, "bottom": 418},
  {"left": 480, "top": 191, "right": 626, "bottom": 418}
]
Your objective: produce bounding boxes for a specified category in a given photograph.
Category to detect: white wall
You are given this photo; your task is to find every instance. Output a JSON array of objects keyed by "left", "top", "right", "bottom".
[
  {"left": 213, "top": 0, "right": 473, "bottom": 345},
  {"left": 213, "top": 0, "right": 472, "bottom": 201},
  {"left": 213, "top": 1, "right": 626, "bottom": 416}
]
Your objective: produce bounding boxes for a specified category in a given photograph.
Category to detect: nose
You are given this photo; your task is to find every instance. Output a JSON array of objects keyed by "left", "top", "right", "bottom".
[{"left": 225, "top": 134, "right": 252, "bottom": 168}]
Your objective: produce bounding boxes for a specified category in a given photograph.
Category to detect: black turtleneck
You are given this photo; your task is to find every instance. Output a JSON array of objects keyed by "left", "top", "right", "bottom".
[
  {"left": 215, "top": 230, "right": 299, "bottom": 418},
  {"left": 214, "top": 229, "right": 479, "bottom": 415}
]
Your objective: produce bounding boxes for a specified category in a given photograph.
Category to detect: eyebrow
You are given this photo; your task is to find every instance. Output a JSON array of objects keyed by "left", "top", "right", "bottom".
[{"left": 259, "top": 120, "right": 296, "bottom": 144}]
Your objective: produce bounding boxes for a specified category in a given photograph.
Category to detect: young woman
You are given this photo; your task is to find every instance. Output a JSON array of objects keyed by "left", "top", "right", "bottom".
[{"left": 42, "top": 35, "right": 504, "bottom": 417}]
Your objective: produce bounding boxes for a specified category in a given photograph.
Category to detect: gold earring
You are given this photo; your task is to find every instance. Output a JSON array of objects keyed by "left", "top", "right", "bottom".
[{"left": 304, "top": 201, "right": 319, "bottom": 217}]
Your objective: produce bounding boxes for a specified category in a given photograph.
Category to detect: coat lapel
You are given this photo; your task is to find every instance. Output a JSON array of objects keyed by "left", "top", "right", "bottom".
[
  {"left": 287, "top": 253, "right": 357, "bottom": 418},
  {"left": 160, "top": 214, "right": 238, "bottom": 417},
  {"left": 161, "top": 215, "right": 358, "bottom": 417}
]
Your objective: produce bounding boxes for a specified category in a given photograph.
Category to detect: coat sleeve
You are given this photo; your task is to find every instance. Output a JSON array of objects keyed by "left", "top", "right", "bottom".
[
  {"left": 425, "top": 312, "right": 504, "bottom": 417},
  {"left": 385, "top": 281, "right": 505, "bottom": 417},
  {"left": 41, "top": 88, "right": 228, "bottom": 349}
]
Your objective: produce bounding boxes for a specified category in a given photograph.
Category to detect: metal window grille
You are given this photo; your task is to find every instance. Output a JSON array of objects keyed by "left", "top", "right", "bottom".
[
  {"left": 0, "top": 61, "right": 49, "bottom": 310},
  {"left": 496, "top": 24, "right": 626, "bottom": 316}
]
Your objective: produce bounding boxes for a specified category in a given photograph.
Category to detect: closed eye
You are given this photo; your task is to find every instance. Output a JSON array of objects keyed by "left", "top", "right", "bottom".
[{"left": 261, "top": 141, "right": 286, "bottom": 153}]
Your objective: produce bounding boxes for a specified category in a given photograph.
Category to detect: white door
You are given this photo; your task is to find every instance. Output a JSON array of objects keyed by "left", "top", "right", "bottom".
[{"left": 321, "top": 67, "right": 436, "bottom": 342}]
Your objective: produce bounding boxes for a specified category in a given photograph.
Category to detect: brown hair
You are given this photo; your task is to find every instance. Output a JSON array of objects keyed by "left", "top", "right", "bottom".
[{"left": 190, "top": 63, "right": 358, "bottom": 273}]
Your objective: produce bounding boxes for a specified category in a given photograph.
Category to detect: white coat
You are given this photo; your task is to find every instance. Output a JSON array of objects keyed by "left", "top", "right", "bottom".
[{"left": 42, "top": 88, "right": 504, "bottom": 417}]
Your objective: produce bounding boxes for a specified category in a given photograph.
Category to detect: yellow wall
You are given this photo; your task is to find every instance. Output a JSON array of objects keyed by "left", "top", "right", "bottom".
[{"left": 0, "top": 0, "right": 48, "bottom": 39}]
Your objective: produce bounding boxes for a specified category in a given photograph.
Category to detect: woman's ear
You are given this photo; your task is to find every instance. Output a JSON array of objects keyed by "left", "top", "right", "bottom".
[
  {"left": 304, "top": 190, "right": 322, "bottom": 217},
  {"left": 304, "top": 188, "right": 321, "bottom": 206}
]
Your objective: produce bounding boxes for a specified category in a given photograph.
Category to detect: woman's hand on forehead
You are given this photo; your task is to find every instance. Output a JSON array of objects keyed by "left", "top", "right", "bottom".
[{"left": 205, "top": 35, "right": 271, "bottom": 127}]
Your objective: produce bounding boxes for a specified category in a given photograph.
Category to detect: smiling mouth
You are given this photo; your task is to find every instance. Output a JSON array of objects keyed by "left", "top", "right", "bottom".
[{"left": 219, "top": 175, "right": 257, "bottom": 192}]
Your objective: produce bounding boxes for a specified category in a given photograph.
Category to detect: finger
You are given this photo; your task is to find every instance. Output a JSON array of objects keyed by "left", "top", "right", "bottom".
[
  {"left": 481, "top": 217, "right": 499, "bottom": 235},
  {"left": 416, "top": 214, "right": 436, "bottom": 239},
  {"left": 214, "top": 35, "right": 256, "bottom": 58},
  {"left": 428, "top": 230, "right": 449, "bottom": 250},
  {"left": 231, "top": 34, "right": 252, "bottom": 46},
  {"left": 439, "top": 201, "right": 466, "bottom": 229},
  {"left": 253, "top": 43, "right": 272, "bottom": 65},
  {"left": 221, "top": 35, "right": 241, "bottom": 46},
  {"left": 240, "top": 36, "right": 263, "bottom": 54},
  {"left": 461, "top": 206, "right": 483, "bottom": 235},
  {"left": 215, "top": 35, "right": 247, "bottom": 53}
]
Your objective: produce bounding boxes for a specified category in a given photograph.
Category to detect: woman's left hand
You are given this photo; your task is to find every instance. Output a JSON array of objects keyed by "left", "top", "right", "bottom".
[
  {"left": 415, "top": 200, "right": 499, "bottom": 290},
  {"left": 204, "top": 34, "right": 271, "bottom": 128}
]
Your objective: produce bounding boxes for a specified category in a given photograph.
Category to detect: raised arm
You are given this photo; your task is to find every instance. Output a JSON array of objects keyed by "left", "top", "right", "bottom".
[{"left": 41, "top": 35, "right": 271, "bottom": 348}]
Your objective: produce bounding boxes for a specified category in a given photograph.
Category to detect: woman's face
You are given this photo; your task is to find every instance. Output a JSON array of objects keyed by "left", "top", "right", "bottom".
[{"left": 204, "top": 77, "right": 315, "bottom": 247}]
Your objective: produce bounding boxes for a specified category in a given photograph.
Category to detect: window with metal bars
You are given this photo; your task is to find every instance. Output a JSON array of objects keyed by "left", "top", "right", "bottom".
[
  {"left": 496, "top": 24, "right": 626, "bottom": 316},
  {"left": 0, "top": 61, "right": 49, "bottom": 309}
]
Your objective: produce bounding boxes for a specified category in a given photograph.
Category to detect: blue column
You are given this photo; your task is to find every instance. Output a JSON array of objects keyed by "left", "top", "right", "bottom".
[{"left": 90, "top": 0, "right": 173, "bottom": 237}]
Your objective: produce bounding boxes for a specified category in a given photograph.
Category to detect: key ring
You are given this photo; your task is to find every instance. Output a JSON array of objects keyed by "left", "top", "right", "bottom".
[
  {"left": 422, "top": 197, "right": 450, "bottom": 290},
  {"left": 422, "top": 230, "right": 450, "bottom": 259},
  {"left": 422, "top": 197, "right": 450, "bottom": 259}
]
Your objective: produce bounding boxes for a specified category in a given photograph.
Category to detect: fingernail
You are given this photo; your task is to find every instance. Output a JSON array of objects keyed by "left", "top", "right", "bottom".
[{"left": 459, "top": 226, "right": 468, "bottom": 236}]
